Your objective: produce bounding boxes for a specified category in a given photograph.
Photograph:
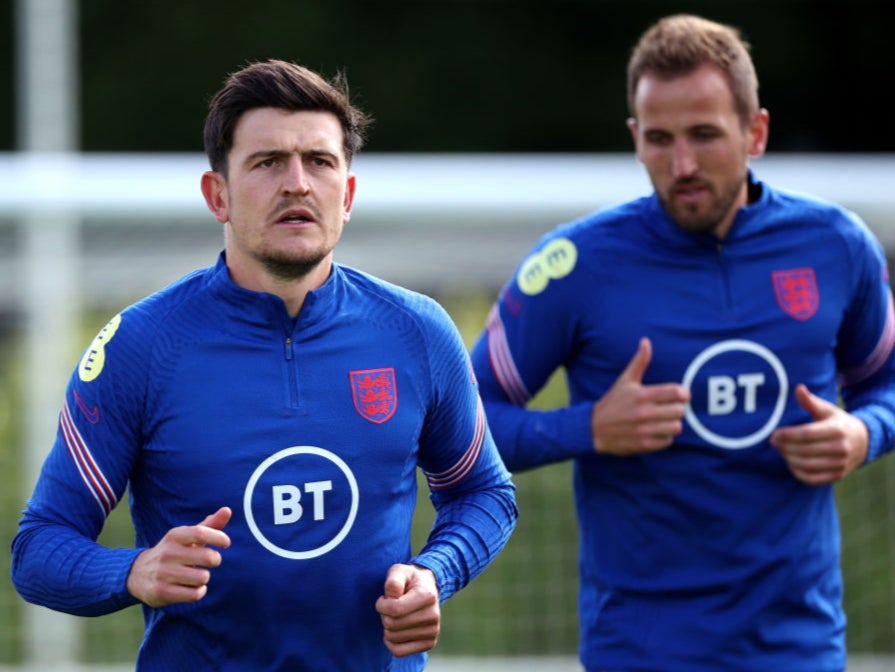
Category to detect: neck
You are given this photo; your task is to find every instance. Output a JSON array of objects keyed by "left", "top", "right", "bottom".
[{"left": 227, "top": 253, "right": 332, "bottom": 318}]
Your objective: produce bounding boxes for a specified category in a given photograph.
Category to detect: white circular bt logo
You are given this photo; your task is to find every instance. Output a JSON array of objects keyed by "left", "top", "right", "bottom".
[
  {"left": 243, "top": 446, "right": 359, "bottom": 559},
  {"left": 681, "top": 339, "right": 788, "bottom": 450}
]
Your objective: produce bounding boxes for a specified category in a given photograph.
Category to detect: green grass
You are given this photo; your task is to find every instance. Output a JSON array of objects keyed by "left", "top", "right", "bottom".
[{"left": 0, "top": 333, "right": 24, "bottom": 662}]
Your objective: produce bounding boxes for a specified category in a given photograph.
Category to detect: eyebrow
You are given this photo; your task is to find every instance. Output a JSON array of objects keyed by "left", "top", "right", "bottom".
[
  {"left": 243, "top": 148, "right": 342, "bottom": 166},
  {"left": 643, "top": 122, "right": 722, "bottom": 136}
]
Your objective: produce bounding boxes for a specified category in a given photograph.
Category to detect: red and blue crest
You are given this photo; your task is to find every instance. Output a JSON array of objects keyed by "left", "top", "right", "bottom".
[
  {"left": 350, "top": 368, "right": 397, "bottom": 424},
  {"left": 772, "top": 268, "right": 819, "bottom": 321}
]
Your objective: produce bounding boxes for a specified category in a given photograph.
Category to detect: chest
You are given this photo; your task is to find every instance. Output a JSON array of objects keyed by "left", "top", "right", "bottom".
[
  {"left": 582, "top": 237, "right": 849, "bottom": 380},
  {"left": 568, "top": 237, "right": 853, "bottom": 450},
  {"left": 138, "top": 326, "right": 428, "bottom": 499}
]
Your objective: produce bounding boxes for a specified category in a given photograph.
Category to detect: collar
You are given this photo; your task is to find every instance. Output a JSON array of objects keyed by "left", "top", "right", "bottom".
[
  {"left": 645, "top": 169, "right": 770, "bottom": 246},
  {"left": 205, "top": 252, "right": 343, "bottom": 334}
]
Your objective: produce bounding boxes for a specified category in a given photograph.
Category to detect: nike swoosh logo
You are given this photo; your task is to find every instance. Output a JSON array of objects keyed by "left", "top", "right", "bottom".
[{"left": 74, "top": 390, "right": 100, "bottom": 424}]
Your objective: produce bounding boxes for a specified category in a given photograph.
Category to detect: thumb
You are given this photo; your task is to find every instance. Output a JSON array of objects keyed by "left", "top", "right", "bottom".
[
  {"left": 619, "top": 337, "right": 652, "bottom": 384},
  {"left": 201, "top": 506, "right": 232, "bottom": 531},
  {"left": 793, "top": 384, "right": 836, "bottom": 421},
  {"left": 383, "top": 565, "right": 409, "bottom": 599}
]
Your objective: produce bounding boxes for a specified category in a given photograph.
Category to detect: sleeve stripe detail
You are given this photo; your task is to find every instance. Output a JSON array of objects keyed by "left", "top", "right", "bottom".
[
  {"left": 485, "top": 305, "right": 530, "bottom": 406},
  {"left": 424, "top": 396, "right": 486, "bottom": 490},
  {"left": 60, "top": 400, "right": 117, "bottom": 515},
  {"left": 839, "top": 292, "right": 895, "bottom": 387}
]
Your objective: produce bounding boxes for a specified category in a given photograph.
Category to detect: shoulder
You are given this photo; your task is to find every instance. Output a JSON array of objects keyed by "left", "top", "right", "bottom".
[
  {"left": 762, "top": 182, "right": 883, "bottom": 253},
  {"left": 550, "top": 197, "right": 648, "bottom": 244},
  {"left": 95, "top": 266, "right": 217, "bottom": 355},
  {"left": 74, "top": 266, "right": 217, "bottom": 392},
  {"left": 529, "top": 196, "right": 652, "bottom": 260},
  {"left": 335, "top": 266, "right": 468, "bottom": 388},
  {"left": 765, "top": 181, "right": 869, "bottom": 230},
  {"left": 336, "top": 265, "right": 456, "bottom": 333},
  {"left": 510, "top": 197, "right": 648, "bottom": 296}
]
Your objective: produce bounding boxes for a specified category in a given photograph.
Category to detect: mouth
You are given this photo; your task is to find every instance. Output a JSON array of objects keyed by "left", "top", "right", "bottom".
[
  {"left": 672, "top": 180, "right": 710, "bottom": 205},
  {"left": 275, "top": 208, "right": 315, "bottom": 225}
]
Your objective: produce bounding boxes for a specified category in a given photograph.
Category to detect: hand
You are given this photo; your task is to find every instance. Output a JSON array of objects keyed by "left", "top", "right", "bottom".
[
  {"left": 591, "top": 337, "right": 691, "bottom": 455},
  {"left": 770, "top": 384, "right": 869, "bottom": 485},
  {"left": 126, "top": 506, "right": 232, "bottom": 608},
  {"left": 375, "top": 563, "right": 440, "bottom": 657}
]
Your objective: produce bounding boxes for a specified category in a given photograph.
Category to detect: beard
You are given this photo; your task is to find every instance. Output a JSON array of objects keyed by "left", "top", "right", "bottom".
[
  {"left": 660, "top": 177, "right": 744, "bottom": 235},
  {"left": 256, "top": 247, "right": 330, "bottom": 282}
]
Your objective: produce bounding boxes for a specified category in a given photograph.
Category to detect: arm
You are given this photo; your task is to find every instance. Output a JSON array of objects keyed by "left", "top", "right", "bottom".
[
  {"left": 12, "top": 505, "right": 233, "bottom": 615},
  {"left": 12, "top": 309, "right": 240, "bottom": 616},
  {"left": 11, "top": 375, "right": 144, "bottom": 616},
  {"left": 11, "top": 519, "right": 144, "bottom": 617},
  {"left": 770, "top": 311, "right": 895, "bottom": 484},
  {"left": 838, "top": 293, "right": 895, "bottom": 464},
  {"left": 375, "top": 300, "right": 517, "bottom": 655},
  {"left": 470, "top": 298, "right": 596, "bottom": 472},
  {"left": 406, "top": 300, "right": 518, "bottom": 602},
  {"left": 471, "top": 298, "right": 689, "bottom": 471},
  {"left": 12, "top": 310, "right": 144, "bottom": 615},
  {"left": 771, "top": 218, "right": 895, "bottom": 483}
]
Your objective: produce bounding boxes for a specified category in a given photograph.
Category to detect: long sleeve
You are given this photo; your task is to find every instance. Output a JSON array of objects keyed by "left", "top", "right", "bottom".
[
  {"left": 410, "top": 298, "right": 517, "bottom": 601},
  {"left": 11, "top": 311, "right": 150, "bottom": 616},
  {"left": 469, "top": 231, "right": 599, "bottom": 472},
  {"left": 12, "top": 518, "right": 141, "bottom": 616}
]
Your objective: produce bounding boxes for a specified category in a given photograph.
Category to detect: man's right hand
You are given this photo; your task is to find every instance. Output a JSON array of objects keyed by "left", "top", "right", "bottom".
[
  {"left": 126, "top": 506, "right": 232, "bottom": 607},
  {"left": 590, "top": 337, "right": 690, "bottom": 456}
]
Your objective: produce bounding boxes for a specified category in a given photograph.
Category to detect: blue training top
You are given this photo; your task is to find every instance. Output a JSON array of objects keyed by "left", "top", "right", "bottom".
[
  {"left": 12, "top": 253, "right": 518, "bottom": 672},
  {"left": 471, "top": 172, "right": 895, "bottom": 672}
]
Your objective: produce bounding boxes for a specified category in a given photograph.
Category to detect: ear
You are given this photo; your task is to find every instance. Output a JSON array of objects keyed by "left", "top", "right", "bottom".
[
  {"left": 626, "top": 117, "right": 639, "bottom": 147},
  {"left": 747, "top": 108, "right": 770, "bottom": 159},
  {"left": 342, "top": 174, "right": 357, "bottom": 223},
  {"left": 201, "top": 171, "right": 229, "bottom": 223},
  {"left": 626, "top": 117, "right": 643, "bottom": 161}
]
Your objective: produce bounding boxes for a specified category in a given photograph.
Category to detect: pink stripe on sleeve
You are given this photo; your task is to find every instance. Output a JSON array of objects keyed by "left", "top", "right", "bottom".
[
  {"left": 839, "top": 292, "right": 895, "bottom": 388},
  {"left": 60, "top": 400, "right": 117, "bottom": 516},
  {"left": 485, "top": 306, "right": 530, "bottom": 407},
  {"left": 425, "top": 397, "right": 486, "bottom": 490}
]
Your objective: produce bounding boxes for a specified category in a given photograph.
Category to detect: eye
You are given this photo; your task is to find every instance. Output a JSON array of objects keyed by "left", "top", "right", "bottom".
[
  {"left": 644, "top": 131, "right": 672, "bottom": 146},
  {"left": 692, "top": 127, "right": 722, "bottom": 141},
  {"left": 257, "top": 157, "right": 278, "bottom": 169}
]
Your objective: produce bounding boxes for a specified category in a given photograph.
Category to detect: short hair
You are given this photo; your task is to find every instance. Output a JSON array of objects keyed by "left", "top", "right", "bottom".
[
  {"left": 203, "top": 59, "right": 373, "bottom": 175},
  {"left": 626, "top": 14, "right": 759, "bottom": 126}
]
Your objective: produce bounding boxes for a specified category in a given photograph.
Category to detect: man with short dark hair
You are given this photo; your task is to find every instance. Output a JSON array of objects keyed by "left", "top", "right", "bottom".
[{"left": 12, "top": 59, "right": 518, "bottom": 672}]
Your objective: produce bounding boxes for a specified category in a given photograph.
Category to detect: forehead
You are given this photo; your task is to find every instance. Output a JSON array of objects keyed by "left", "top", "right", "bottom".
[
  {"left": 633, "top": 65, "right": 738, "bottom": 128},
  {"left": 231, "top": 108, "right": 345, "bottom": 158}
]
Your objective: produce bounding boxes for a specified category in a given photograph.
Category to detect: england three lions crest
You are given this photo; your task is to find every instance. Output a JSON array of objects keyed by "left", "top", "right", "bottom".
[
  {"left": 772, "top": 268, "right": 819, "bottom": 321},
  {"left": 350, "top": 368, "right": 397, "bottom": 423}
]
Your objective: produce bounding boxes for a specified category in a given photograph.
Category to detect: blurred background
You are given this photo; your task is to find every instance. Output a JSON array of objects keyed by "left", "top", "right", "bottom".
[
  {"left": 4, "top": 0, "right": 895, "bottom": 154},
  {"left": 2, "top": 0, "right": 895, "bottom": 670}
]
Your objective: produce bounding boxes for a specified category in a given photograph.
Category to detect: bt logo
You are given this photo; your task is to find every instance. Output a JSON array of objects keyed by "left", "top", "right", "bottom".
[
  {"left": 244, "top": 446, "right": 359, "bottom": 559},
  {"left": 681, "top": 340, "right": 788, "bottom": 450},
  {"left": 272, "top": 482, "right": 333, "bottom": 524}
]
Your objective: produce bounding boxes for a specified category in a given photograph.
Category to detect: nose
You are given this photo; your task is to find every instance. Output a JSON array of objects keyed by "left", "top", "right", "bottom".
[
  {"left": 282, "top": 156, "right": 310, "bottom": 195},
  {"left": 671, "top": 140, "right": 698, "bottom": 179}
]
